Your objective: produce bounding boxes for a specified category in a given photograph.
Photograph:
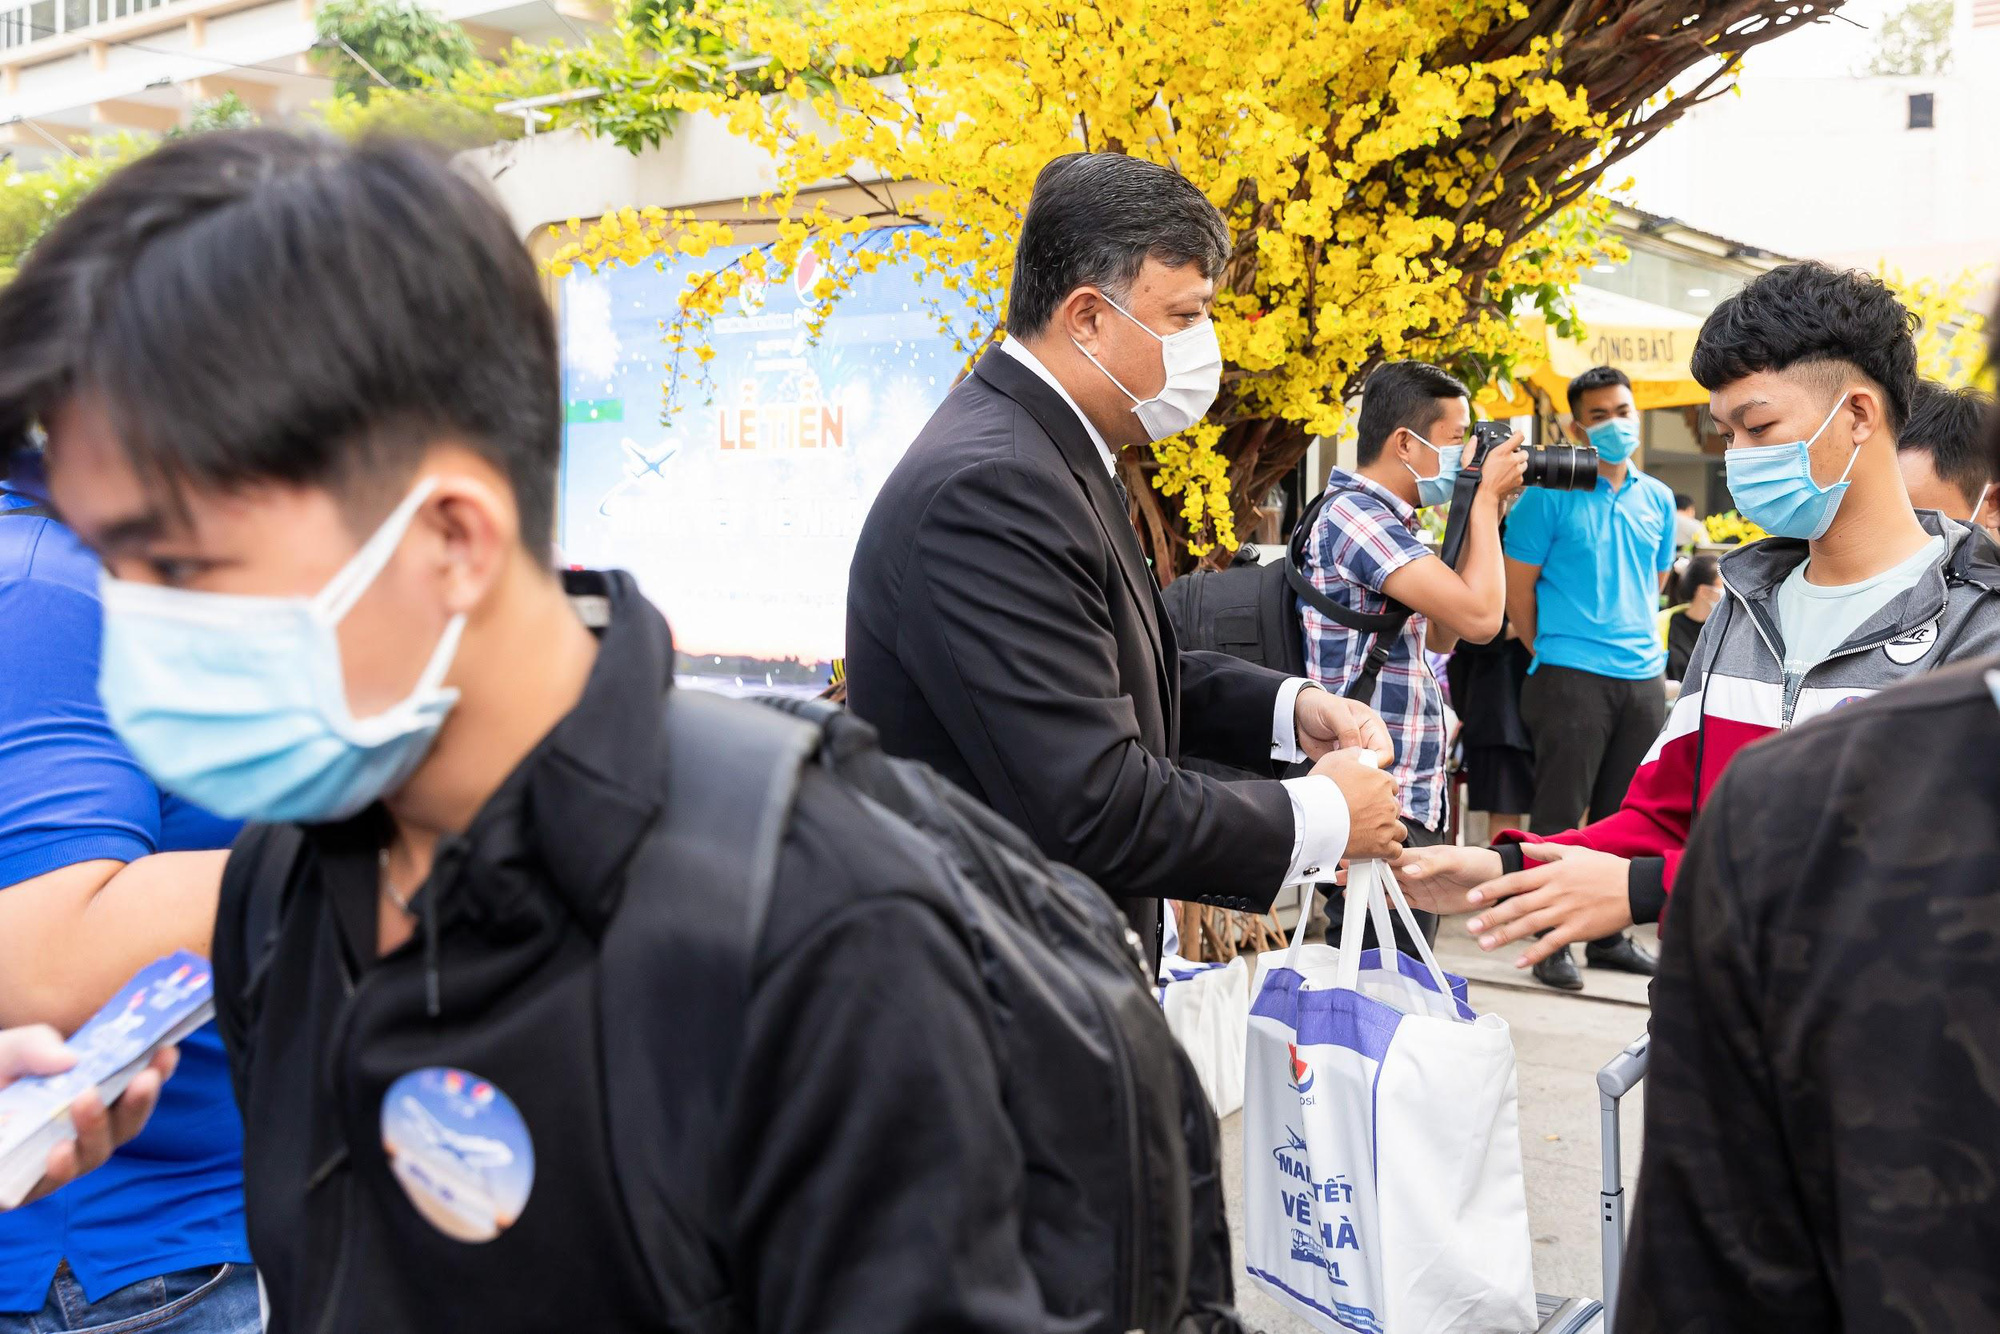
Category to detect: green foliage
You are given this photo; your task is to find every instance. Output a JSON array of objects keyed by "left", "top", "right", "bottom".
[
  {"left": 313, "top": 47, "right": 558, "bottom": 147},
  {"left": 308, "top": 27, "right": 608, "bottom": 147},
  {"left": 1, "top": 0, "right": 532, "bottom": 287},
  {"left": 316, "top": 88, "right": 517, "bottom": 146},
  {"left": 483, "top": 0, "right": 826, "bottom": 154},
  {"left": 170, "top": 92, "right": 260, "bottom": 139},
  {"left": 313, "top": 0, "right": 480, "bottom": 102},
  {"left": 1863, "top": 0, "right": 1954, "bottom": 77},
  {"left": 0, "top": 137, "right": 148, "bottom": 285},
  {"left": 307, "top": 0, "right": 569, "bottom": 148},
  {"left": 626, "top": 0, "right": 694, "bottom": 30},
  {"left": 517, "top": 20, "right": 731, "bottom": 152},
  {"left": 314, "top": 0, "right": 797, "bottom": 157}
]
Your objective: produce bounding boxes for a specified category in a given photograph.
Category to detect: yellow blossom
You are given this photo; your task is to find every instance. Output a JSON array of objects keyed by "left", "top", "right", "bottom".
[{"left": 552, "top": 0, "right": 1642, "bottom": 559}]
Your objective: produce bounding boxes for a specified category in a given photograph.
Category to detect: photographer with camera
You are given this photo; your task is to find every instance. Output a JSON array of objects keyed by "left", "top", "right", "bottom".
[
  {"left": 1495, "top": 365, "right": 1674, "bottom": 989},
  {"left": 1295, "top": 362, "right": 1525, "bottom": 938}
]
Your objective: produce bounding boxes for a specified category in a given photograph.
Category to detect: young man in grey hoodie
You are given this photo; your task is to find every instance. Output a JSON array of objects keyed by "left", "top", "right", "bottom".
[{"left": 1397, "top": 260, "right": 2000, "bottom": 958}]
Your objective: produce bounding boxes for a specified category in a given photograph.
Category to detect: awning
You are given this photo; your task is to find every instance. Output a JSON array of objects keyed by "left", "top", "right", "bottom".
[{"left": 1478, "top": 285, "right": 1708, "bottom": 417}]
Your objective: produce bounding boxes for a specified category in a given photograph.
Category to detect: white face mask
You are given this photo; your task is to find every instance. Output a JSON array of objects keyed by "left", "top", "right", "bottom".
[{"left": 1072, "top": 294, "right": 1223, "bottom": 442}]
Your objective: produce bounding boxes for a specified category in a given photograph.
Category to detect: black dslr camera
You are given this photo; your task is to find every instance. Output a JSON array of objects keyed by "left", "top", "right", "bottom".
[
  {"left": 1435, "top": 421, "right": 1598, "bottom": 568},
  {"left": 1471, "top": 419, "right": 1598, "bottom": 492}
]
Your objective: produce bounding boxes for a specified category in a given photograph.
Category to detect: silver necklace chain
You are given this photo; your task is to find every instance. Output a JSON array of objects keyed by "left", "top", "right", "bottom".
[{"left": 378, "top": 847, "right": 419, "bottom": 916}]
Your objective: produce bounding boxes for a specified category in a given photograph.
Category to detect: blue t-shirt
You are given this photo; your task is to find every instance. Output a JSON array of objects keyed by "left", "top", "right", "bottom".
[
  {"left": 1502, "top": 467, "right": 1678, "bottom": 681},
  {"left": 0, "top": 488, "right": 249, "bottom": 1311}
]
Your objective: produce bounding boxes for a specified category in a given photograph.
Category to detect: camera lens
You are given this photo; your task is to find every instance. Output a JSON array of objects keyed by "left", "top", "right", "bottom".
[{"left": 1522, "top": 445, "right": 1599, "bottom": 491}]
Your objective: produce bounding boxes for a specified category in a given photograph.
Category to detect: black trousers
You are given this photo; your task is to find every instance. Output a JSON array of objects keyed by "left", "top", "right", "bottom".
[{"left": 1519, "top": 663, "right": 1667, "bottom": 947}]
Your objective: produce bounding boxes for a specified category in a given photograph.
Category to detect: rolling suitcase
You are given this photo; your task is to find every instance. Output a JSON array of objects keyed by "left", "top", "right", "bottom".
[{"left": 1528, "top": 1030, "right": 1650, "bottom": 1334}]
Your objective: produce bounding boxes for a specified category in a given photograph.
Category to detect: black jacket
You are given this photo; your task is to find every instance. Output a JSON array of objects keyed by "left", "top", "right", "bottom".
[
  {"left": 846, "top": 348, "right": 1297, "bottom": 963},
  {"left": 1621, "top": 656, "right": 2000, "bottom": 1332},
  {"left": 213, "top": 571, "right": 1048, "bottom": 1334},
  {"left": 1664, "top": 607, "right": 1703, "bottom": 682}
]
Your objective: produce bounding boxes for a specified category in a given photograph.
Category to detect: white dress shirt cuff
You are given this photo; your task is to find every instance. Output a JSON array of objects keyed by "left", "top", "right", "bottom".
[
  {"left": 1271, "top": 677, "right": 1313, "bottom": 763},
  {"left": 1280, "top": 774, "right": 1350, "bottom": 886}
]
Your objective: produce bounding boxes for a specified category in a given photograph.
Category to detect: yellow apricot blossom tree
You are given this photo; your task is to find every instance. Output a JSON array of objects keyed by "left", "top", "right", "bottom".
[
  {"left": 1883, "top": 265, "right": 1993, "bottom": 389},
  {"left": 550, "top": 0, "right": 1847, "bottom": 574}
]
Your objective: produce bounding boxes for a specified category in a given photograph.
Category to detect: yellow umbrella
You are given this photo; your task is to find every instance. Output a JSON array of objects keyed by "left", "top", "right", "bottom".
[{"left": 1478, "top": 285, "right": 1709, "bottom": 417}]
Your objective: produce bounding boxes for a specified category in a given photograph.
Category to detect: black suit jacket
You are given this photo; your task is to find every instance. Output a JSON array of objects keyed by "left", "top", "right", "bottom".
[{"left": 846, "top": 347, "right": 1298, "bottom": 963}]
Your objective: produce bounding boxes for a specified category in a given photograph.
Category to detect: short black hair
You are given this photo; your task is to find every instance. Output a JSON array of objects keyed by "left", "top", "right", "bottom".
[
  {"left": 0, "top": 130, "right": 561, "bottom": 553},
  {"left": 1689, "top": 261, "right": 1918, "bottom": 433},
  {"left": 1899, "top": 379, "right": 1993, "bottom": 509},
  {"left": 1565, "top": 365, "right": 1631, "bottom": 416},
  {"left": 1674, "top": 492, "right": 1694, "bottom": 511},
  {"left": 1677, "top": 554, "right": 1721, "bottom": 604},
  {"left": 1355, "top": 361, "right": 1469, "bottom": 466},
  {"left": 1005, "top": 153, "right": 1231, "bottom": 338}
]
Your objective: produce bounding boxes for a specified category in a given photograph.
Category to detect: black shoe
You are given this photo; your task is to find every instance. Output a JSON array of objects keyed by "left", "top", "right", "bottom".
[
  {"left": 1585, "top": 936, "right": 1658, "bottom": 976},
  {"left": 1532, "top": 946, "right": 1584, "bottom": 991}
]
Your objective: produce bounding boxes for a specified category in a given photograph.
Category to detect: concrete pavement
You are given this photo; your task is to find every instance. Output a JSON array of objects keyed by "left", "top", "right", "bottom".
[{"left": 1220, "top": 924, "right": 1655, "bottom": 1333}]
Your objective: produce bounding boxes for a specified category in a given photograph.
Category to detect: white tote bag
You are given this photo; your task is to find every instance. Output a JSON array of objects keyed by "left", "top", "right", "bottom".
[
  {"left": 1243, "top": 861, "right": 1535, "bottom": 1334},
  {"left": 1158, "top": 955, "right": 1251, "bottom": 1116}
]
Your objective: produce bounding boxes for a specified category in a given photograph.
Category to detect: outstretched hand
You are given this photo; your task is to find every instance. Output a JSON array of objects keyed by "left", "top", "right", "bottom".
[
  {"left": 1393, "top": 844, "right": 1506, "bottom": 916},
  {"left": 1460, "top": 842, "right": 1636, "bottom": 969},
  {"left": 0, "top": 1025, "right": 178, "bottom": 1209}
]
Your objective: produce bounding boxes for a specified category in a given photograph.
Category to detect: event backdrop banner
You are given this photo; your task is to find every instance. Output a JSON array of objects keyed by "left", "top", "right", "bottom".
[{"left": 557, "top": 233, "right": 964, "bottom": 692}]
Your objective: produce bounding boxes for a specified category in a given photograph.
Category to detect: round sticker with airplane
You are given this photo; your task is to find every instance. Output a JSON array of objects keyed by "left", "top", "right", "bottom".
[
  {"left": 380, "top": 1067, "right": 535, "bottom": 1243},
  {"left": 1884, "top": 618, "right": 1940, "bottom": 665}
]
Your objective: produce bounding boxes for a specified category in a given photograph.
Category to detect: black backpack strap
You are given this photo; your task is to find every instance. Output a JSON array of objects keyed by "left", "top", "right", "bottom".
[
  {"left": 598, "top": 687, "right": 823, "bottom": 1332},
  {"left": 1284, "top": 486, "right": 1413, "bottom": 701},
  {"left": 215, "top": 822, "right": 307, "bottom": 1114},
  {"left": 231, "top": 822, "right": 308, "bottom": 1003},
  {"left": 658, "top": 687, "right": 821, "bottom": 938},
  {"left": 1338, "top": 631, "right": 1403, "bottom": 704}
]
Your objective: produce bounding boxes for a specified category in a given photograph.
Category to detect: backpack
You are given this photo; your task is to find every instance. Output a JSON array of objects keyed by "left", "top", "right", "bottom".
[
  {"left": 1159, "top": 487, "right": 1410, "bottom": 702},
  {"left": 235, "top": 688, "right": 1245, "bottom": 1334}
]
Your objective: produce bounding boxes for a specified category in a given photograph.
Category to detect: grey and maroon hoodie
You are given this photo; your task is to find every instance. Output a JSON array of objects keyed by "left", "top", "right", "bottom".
[{"left": 1497, "top": 510, "right": 2000, "bottom": 920}]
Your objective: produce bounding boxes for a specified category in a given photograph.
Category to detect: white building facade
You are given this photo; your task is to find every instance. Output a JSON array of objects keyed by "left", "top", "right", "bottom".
[
  {"left": 0, "top": 0, "right": 589, "bottom": 156},
  {"left": 1616, "top": 0, "right": 2000, "bottom": 283}
]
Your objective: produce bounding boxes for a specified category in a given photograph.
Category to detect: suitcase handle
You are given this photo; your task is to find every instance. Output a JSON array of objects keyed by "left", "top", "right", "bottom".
[
  {"left": 1598, "top": 1031, "right": 1650, "bottom": 1333},
  {"left": 1596, "top": 1034, "right": 1650, "bottom": 1099}
]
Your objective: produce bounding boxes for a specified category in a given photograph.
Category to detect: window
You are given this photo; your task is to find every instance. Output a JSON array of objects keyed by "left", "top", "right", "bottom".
[
  {"left": 1909, "top": 92, "right": 1935, "bottom": 129},
  {"left": 1576, "top": 247, "right": 1741, "bottom": 320}
]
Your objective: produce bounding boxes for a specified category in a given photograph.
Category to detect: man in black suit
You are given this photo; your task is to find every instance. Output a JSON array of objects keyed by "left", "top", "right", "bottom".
[{"left": 847, "top": 152, "right": 1406, "bottom": 966}]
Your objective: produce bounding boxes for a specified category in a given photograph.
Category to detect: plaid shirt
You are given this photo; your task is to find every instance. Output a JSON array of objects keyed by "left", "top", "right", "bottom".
[{"left": 1298, "top": 469, "right": 1446, "bottom": 828}]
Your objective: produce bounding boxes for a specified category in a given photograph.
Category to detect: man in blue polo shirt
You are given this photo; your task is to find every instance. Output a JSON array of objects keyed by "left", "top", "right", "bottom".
[
  {"left": 0, "top": 459, "right": 257, "bottom": 1332},
  {"left": 1502, "top": 366, "right": 1675, "bottom": 991}
]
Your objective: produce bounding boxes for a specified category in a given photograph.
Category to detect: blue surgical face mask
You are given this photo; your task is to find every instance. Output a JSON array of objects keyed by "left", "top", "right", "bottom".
[
  {"left": 1403, "top": 431, "right": 1463, "bottom": 508},
  {"left": 1586, "top": 414, "right": 1640, "bottom": 464},
  {"left": 96, "top": 480, "right": 466, "bottom": 823},
  {"left": 1722, "top": 397, "right": 1857, "bottom": 541}
]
